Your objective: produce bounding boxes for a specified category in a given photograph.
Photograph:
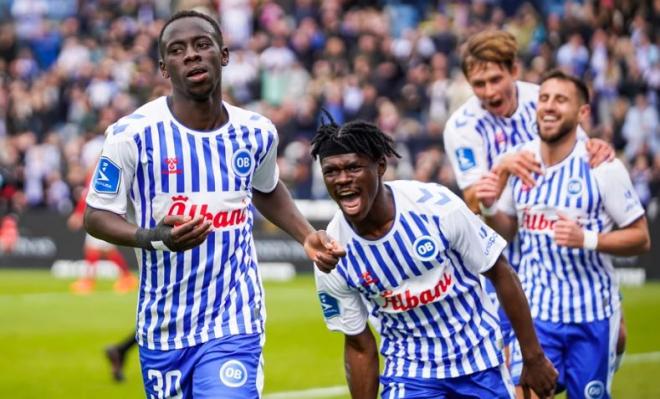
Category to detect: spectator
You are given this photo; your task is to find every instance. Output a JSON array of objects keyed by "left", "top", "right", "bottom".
[
  {"left": 622, "top": 92, "right": 659, "bottom": 160},
  {"left": 0, "top": 0, "right": 655, "bottom": 214}
]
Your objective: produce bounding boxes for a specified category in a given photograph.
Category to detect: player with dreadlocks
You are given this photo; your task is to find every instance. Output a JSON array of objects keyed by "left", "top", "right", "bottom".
[{"left": 311, "top": 115, "right": 557, "bottom": 399}]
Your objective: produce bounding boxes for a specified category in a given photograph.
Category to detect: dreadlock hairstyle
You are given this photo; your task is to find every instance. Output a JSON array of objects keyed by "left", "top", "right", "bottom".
[{"left": 311, "top": 110, "right": 401, "bottom": 161}]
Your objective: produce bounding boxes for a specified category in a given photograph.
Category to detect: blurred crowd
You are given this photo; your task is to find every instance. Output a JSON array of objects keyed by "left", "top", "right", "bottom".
[{"left": 0, "top": 0, "right": 658, "bottom": 228}]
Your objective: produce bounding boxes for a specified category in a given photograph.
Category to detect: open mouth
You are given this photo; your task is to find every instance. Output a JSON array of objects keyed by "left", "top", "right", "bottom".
[
  {"left": 488, "top": 99, "right": 504, "bottom": 110},
  {"left": 337, "top": 191, "right": 361, "bottom": 214}
]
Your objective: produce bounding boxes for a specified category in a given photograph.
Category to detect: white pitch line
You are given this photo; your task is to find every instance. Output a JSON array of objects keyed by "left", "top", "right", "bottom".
[
  {"left": 623, "top": 351, "right": 660, "bottom": 364},
  {"left": 264, "top": 386, "right": 348, "bottom": 399},
  {"left": 264, "top": 352, "right": 660, "bottom": 399}
]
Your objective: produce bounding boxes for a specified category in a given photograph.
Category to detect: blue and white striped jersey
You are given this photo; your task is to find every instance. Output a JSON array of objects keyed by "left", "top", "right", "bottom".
[
  {"left": 444, "top": 81, "right": 540, "bottom": 271},
  {"left": 498, "top": 139, "right": 645, "bottom": 323},
  {"left": 315, "top": 180, "right": 508, "bottom": 379},
  {"left": 86, "top": 97, "right": 279, "bottom": 350},
  {"left": 444, "top": 81, "right": 540, "bottom": 191}
]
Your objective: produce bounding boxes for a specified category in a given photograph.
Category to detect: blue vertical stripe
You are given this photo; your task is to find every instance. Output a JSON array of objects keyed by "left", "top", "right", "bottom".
[
  {"left": 143, "top": 127, "right": 159, "bottom": 339},
  {"left": 186, "top": 134, "right": 200, "bottom": 192},
  {"left": 157, "top": 122, "right": 169, "bottom": 193},
  {"left": 153, "top": 251, "right": 172, "bottom": 345},
  {"left": 202, "top": 137, "right": 215, "bottom": 191},
  {"left": 217, "top": 134, "right": 229, "bottom": 192},
  {"left": 167, "top": 251, "right": 185, "bottom": 342},
  {"left": 209, "top": 230, "right": 230, "bottom": 338},
  {"left": 170, "top": 123, "right": 185, "bottom": 193},
  {"left": 475, "top": 122, "right": 494, "bottom": 168},
  {"left": 227, "top": 125, "right": 241, "bottom": 191}
]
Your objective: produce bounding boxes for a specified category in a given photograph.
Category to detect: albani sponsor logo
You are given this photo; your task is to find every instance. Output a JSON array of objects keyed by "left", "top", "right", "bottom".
[
  {"left": 380, "top": 272, "right": 453, "bottom": 311},
  {"left": 167, "top": 195, "right": 247, "bottom": 229},
  {"left": 521, "top": 209, "right": 556, "bottom": 232}
]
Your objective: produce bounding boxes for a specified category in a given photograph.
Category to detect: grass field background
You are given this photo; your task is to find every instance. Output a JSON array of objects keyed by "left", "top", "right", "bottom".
[{"left": 1, "top": 269, "right": 659, "bottom": 398}]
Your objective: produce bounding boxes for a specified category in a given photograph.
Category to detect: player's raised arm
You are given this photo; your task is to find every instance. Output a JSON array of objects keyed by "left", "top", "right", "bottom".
[{"left": 344, "top": 327, "right": 379, "bottom": 399}]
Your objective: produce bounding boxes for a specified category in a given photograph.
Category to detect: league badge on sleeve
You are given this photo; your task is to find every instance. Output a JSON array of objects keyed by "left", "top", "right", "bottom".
[
  {"left": 455, "top": 147, "right": 476, "bottom": 171},
  {"left": 318, "top": 292, "right": 340, "bottom": 319},
  {"left": 93, "top": 157, "right": 121, "bottom": 194}
]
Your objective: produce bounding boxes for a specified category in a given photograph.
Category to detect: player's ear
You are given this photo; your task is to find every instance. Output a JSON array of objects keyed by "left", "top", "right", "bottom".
[
  {"left": 221, "top": 47, "right": 229, "bottom": 67},
  {"left": 578, "top": 103, "right": 591, "bottom": 124},
  {"left": 510, "top": 62, "right": 521, "bottom": 80},
  {"left": 377, "top": 157, "right": 387, "bottom": 177},
  {"left": 159, "top": 60, "right": 169, "bottom": 79}
]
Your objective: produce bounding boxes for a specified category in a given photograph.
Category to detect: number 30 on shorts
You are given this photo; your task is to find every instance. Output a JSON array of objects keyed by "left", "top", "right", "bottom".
[{"left": 147, "top": 369, "right": 182, "bottom": 399}]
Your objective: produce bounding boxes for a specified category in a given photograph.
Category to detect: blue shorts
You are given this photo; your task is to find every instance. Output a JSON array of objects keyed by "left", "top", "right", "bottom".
[
  {"left": 380, "top": 364, "right": 514, "bottom": 399},
  {"left": 138, "top": 333, "right": 264, "bottom": 399},
  {"left": 511, "top": 310, "right": 620, "bottom": 399}
]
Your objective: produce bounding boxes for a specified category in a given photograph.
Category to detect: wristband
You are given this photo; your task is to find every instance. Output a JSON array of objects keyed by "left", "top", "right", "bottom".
[
  {"left": 136, "top": 227, "right": 171, "bottom": 251},
  {"left": 479, "top": 201, "right": 497, "bottom": 217},
  {"left": 583, "top": 229, "right": 598, "bottom": 250},
  {"left": 150, "top": 240, "right": 171, "bottom": 251}
]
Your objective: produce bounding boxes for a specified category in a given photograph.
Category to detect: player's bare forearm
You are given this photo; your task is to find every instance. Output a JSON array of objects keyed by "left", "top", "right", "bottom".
[
  {"left": 484, "top": 256, "right": 543, "bottom": 360},
  {"left": 462, "top": 186, "right": 480, "bottom": 213},
  {"left": 344, "top": 327, "right": 379, "bottom": 399},
  {"left": 485, "top": 256, "right": 557, "bottom": 396},
  {"left": 596, "top": 217, "right": 650, "bottom": 256},
  {"left": 84, "top": 206, "right": 141, "bottom": 247},
  {"left": 85, "top": 207, "right": 212, "bottom": 251},
  {"left": 253, "top": 181, "right": 315, "bottom": 245}
]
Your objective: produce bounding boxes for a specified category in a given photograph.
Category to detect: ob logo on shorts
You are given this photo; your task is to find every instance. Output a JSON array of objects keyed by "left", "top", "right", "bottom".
[
  {"left": 413, "top": 236, "right": 439, "bottom": 261},
  {"left": 584, "top": 380, "right": 605, "bottom": 399},
  {"left": 219, "top": 359, "right": 248, "bottom": 388},
  {"left": 233, "top": 149, "right": 253, "bottom": 177}
]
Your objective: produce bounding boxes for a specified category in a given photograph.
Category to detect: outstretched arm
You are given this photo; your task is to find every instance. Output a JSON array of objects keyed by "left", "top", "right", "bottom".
[
  {"left": 344, "top": 326, "right": 379, "bottom": 399},
  {"left": 484, "top": 256, "right": 557, "bottom": 398},
  {"left": 253, "top": 181, "right": 345, "bottom": 272}
]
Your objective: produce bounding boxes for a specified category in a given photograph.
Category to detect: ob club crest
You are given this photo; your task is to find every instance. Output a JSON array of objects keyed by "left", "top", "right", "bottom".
[
  {"left": 232, "top": 149, "right": 253, "bottom": 177},
  {"left": 413, "top": 236, "right": 439, "bottom": 261}
]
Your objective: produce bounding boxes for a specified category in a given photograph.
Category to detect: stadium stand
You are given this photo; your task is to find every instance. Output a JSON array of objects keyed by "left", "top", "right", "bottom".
[{"left": 0, "top": 0, "right": 657, "bottom": 219}]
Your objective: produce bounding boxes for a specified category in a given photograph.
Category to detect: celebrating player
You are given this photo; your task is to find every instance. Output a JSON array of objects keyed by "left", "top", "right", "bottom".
[
  {"left": 311, "top": 115, "right": 557, "bottom": 399},
  {"left": 84, "top": 10, "right": 343, "bottom": 398},
  {"left": 444, "top": 29, "right": 616, "bottom": 361},
  {"left": 475, "top": 70, "right": 650, "bottom": 399}
]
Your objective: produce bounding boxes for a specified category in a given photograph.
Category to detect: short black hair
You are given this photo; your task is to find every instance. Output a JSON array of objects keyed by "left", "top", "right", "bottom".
[
  {"left": 311, "top": 110, "right": 401, "bottom": 161},
  {"left": 158, "top": 10, "right": 223, "bottom": 60},
  {"left": 540, "top": 69, "right": 590, "bottom": 104}
]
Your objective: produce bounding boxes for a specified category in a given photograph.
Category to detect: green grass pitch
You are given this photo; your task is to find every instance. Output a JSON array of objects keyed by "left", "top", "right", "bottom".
[{"left": 0, "top": 269, "right": 659, "bottom": 398}]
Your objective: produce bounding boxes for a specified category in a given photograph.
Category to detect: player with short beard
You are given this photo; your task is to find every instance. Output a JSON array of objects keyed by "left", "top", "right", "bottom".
[
  {"left": 475, "top": 70, "right": 650, "bottom": 399},
  {"left": 443, "top": 30, "right": 623, "bottom": 374}
]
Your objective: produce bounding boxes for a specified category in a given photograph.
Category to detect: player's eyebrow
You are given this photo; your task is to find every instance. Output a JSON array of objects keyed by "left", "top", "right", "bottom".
[{"left": 166, "top": 35, "right": 213, "bottom": 48}]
